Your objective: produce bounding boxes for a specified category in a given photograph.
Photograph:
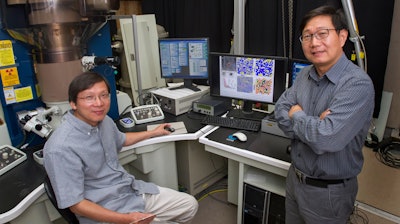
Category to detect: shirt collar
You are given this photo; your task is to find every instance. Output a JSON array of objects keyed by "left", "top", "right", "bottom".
[
  {"left": 308, "top": 53, "right": 348, "bottom": 85},
  {"left": 63, "top": 110, "right": 101, "bottom": 135}
]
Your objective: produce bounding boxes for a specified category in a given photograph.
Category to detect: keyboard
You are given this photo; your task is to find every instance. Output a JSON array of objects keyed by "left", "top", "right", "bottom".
[
  {"left": 227, "top": 109, "right": 268, "bottom": 121},
  {"left": 201, "top": 115, "right": 261, "bottom": 132}
]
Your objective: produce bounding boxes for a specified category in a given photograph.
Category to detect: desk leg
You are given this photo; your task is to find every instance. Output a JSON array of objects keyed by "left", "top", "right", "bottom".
[
  {"left": 228, "top": 159, "right": 239, "bottom": 205},
  {"left": 237, "top": 163, "right": 246, "bottom": 224}
]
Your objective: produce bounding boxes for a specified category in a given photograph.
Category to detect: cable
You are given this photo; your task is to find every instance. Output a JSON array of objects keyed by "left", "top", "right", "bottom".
[
  {"left": 116, "top": 104, "right": 133, "bottom": 121},
  {"left": 150, "top": 92, "right": 161, "bottom": 105},
  {"left": 16, "top": 129, "right": 28, "bottom": 149},
  {"left": 197, "top": 189, "right": 228, "bottom": 202},
  {"left": 121, "top": 104, "right": 132, "bottom": 115},
  {"left": 281, "top": 0, "right": 287, "bottom": 57},
  {"left": 375, "top": 138, "right": 400, "bottom": 169},
  {"left": 348, "top": 206, "right": 369, "bottom": 224}
]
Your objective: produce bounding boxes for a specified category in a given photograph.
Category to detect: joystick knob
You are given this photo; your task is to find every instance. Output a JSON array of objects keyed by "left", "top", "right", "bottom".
[{"left": 2, "top": 152, "right": 8, "bottom": 160}]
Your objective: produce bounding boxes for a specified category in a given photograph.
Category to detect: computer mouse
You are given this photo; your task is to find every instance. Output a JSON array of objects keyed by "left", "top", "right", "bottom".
[
  {"left": 164, "top": 126, "right": 175, "bottom": 132},
  {"left": 232, "top": 132, "right": 247, "bottom": 142}
]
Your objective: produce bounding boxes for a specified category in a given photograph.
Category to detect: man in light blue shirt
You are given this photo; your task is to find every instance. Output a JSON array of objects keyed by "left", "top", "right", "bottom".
[
  {"left": 275, "top": 6, "right": 374, "bottom": 224},
  {"left": 44, "top": 72, "right": 198, "bottom": 224}
]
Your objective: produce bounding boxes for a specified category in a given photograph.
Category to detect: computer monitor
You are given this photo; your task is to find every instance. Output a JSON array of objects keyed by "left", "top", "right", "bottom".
[
  {"left": 289, "top": 58, "right": 311, "bottom": 87},
  {"left": 158, "top": 38, "right": 209, "bottom": 92},
  {"left": 209, "top": 52, "right": 288, "bottom": 116}
]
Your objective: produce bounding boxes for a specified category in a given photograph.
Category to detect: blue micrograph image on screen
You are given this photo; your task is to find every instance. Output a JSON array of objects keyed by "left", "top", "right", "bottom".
[
  {"left": 255, "top": 59, "right": 274, "bottom": 77},
  {"left": 237, "top": 57, "right": 254, "bottom": 75}
]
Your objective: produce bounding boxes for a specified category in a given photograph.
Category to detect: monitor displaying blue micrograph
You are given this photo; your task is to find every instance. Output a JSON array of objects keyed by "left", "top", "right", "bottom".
[{"left": 209, "top": 53, "right": 288, "bottom": 108}]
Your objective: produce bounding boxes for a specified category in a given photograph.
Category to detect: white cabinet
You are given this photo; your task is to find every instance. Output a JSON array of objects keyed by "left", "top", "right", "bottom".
[{"left": 176, "top": 140, "right": 227, "bottom": 195}]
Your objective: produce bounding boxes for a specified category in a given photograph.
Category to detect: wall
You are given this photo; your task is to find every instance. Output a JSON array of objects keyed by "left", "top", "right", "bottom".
[
  {"left": 116, "top": 0, "right": 142, "bottom": 15},
  {"left": 384, "top": 1, "right": 400, "bottom": 129}
]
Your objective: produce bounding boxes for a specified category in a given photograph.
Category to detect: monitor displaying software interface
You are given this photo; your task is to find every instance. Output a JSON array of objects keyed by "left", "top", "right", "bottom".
[
  {"left": 209, "top": 53, "right": 288, "bottom": 106},
  {"left": 290, "top": 58, "right": 311, "bottom": 86},
  {"left": 158, "top": 38, "right": 209, "bottom": 91}
]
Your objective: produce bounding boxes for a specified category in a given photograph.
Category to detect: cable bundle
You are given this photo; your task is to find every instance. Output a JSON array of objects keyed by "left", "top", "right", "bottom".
[{"left": 375, "top": 138, "right": 400, "bottom": 169}]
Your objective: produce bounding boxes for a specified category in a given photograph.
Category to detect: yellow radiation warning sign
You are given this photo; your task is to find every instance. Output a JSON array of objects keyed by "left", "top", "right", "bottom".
[
  {"left": 0, "top": 67, "right": 20, "bottom": 87},
  {"left": 0, "top": 40, "right": 16, "bottom": 67}
]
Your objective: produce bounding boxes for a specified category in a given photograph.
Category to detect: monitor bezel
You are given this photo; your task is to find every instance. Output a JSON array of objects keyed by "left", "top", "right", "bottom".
[
  {"left": 158, "top": 37, "right": 210, "bottom": 80},
  {"left": 289, "top": 58, "right": 312, "bottom": 87},
  {"left": 209, "top": 52, "right": 289, "bottom": 107}
]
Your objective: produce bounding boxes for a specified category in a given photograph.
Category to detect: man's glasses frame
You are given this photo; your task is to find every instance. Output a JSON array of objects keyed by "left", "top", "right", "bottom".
[
  {"left": 299, "top": 28, "right": 339, "bottom": 43},
  {"left": 78, "top": 93, "right": 111, "bottom": 104}
]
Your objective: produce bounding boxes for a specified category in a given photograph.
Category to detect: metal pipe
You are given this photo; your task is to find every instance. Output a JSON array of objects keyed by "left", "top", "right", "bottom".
[
  {"left": 233, "top": 0, "right": 246, "bottom": 54},
  {"left": 341, "top": 0, "right": 365, "bottom": 70},
  {"left": 132, "top": 14, "right": 144, "bottom": 105}
]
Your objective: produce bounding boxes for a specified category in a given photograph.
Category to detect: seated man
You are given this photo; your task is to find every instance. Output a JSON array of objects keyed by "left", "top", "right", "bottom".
[{"left": 44, "top": 72, "right": 198, "bottom": 224}]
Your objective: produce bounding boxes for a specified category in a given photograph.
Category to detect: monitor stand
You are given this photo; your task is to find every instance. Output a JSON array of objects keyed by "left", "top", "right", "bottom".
[
  {"left": 227, "top": 101, "right": 268, "bottom": 121},
  {"left": 168, "top": 79, "right": 201, "bottom": 92}
]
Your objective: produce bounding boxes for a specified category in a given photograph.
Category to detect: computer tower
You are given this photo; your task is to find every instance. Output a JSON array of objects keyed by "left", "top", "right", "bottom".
[
  {"left": 268, "top": 192, "right": 286, "bottom": 223},
  {"left": 242, "top": 183, "right": 285, "bottom": 224}
]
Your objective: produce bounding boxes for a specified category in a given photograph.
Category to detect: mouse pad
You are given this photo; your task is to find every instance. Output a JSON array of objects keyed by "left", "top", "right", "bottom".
[
  {"left": 206, "top": 127, "right": 255, "bottom": 149},
  {"left": 146, "top": 121, "right": 188, "bottom": 135},
  {"left": 205, "top": 127, "right": 291, "bottom": 162}
]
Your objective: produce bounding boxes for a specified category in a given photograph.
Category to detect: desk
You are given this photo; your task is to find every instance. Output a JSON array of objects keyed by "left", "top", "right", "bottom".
[
  {"left": 0, "top": 112, "right": 217, "bottom": 223},
  {"left": 119, "top": 112, "right": 227, "bottom": 195},
  {"left": 199, "top": 126, "right": 291, "bottom": 224},
  {"left": 0, "top": 149, "right": 52, "bottom": 224}
]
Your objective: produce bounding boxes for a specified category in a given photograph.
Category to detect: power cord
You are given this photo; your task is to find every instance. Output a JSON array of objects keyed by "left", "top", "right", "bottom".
[
  {"left": 374, "top": 137, "right": 400, "bottom": 169},
  {"left": 348, "top": 206, "right": 369, "bottom": 224}
]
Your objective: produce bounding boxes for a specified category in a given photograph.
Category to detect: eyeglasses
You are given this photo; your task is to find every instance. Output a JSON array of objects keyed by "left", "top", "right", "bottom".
[
  {"left": 299, "top": 28, "right": 338, "bottom": 43},
  {"left": 78, "top": 93, "right": 110, "bottom": 104}
]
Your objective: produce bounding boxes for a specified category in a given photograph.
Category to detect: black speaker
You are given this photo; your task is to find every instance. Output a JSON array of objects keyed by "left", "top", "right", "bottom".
[{"left": 242, "top": 184, "right": 285, "bottom": 224}]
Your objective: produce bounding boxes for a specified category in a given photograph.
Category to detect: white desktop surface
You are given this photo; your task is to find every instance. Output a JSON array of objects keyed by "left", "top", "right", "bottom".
[
  {"left": 121, "top": 125, "right": 213, "bottom": 151},
  {"left": 199, "top": 126, "right": 290, "bottom": 172}
]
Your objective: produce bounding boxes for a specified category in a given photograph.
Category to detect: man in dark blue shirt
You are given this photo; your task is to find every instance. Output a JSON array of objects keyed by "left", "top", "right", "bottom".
[{"left": 275, "top": 6, "right": 374, "bottom": 224}]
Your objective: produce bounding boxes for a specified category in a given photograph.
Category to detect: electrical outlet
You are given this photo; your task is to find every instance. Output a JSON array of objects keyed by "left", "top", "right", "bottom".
[{"left": 391, "top": 128, "right": 400, "bottom": 140}]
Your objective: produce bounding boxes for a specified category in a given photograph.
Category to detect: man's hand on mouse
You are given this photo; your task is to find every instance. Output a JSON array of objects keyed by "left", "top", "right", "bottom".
[
  {"left": 152, "top": 124, "right": 173, "bottom": 136},
  {"left": 164, "top": 125, "right": 175, "bottom": 133}
]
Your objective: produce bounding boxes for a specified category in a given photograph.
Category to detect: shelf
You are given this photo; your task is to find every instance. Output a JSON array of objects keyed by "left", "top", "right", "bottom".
[{"left": 243, "top": 165, "right": 286, "bottom": 197}]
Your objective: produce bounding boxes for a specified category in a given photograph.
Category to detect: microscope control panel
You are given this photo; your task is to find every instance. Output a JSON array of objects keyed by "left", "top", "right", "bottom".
[
  {"left": 130, "top": 104, "right": 165, "bottom": 124},
  {"left": 0, "top": 145, "right": 27, "bottom": 176}
]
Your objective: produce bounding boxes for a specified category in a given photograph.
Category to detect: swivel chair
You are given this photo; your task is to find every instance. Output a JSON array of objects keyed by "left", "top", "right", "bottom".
[{"left": 44, "top": 175, "right": 80, "bottom": 224}]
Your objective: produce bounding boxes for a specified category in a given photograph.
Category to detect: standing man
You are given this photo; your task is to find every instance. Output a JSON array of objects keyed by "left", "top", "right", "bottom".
[
  {"left": 275, "top": 6, "right": 374, "bottom": 224},
  {"left": 44, "top": 72, "right": 198, "bottom": 224}
]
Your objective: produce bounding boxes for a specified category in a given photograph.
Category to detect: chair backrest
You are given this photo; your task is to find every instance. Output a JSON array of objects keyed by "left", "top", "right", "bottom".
[{"left": 44, "top": 175, "right": 80, "bottom": 224}]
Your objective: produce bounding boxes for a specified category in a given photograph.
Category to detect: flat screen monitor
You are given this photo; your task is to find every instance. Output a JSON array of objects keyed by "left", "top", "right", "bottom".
[
  {"left": 158, "top": 38, "right": 209, "bottom": 92},
  {"left": 209, "top": 52, "right": 288, "bottom": 116},
  {"left": 289, "top": 58, "right": 311, "bottom": 87}
]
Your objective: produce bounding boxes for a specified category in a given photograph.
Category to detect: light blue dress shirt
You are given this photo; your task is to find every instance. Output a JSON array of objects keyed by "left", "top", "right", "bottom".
[{"left": 44, "top": 110, "right": 159, "bottom": 224}]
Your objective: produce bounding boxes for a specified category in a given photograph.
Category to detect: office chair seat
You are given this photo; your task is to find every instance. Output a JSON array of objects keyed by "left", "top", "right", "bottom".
[{"left": 44, "top": 175, "right": 80, "bottom": 224}]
